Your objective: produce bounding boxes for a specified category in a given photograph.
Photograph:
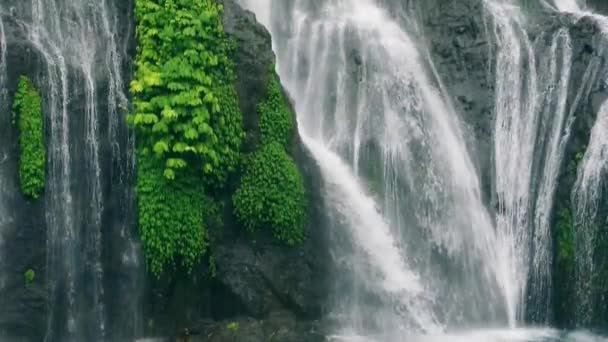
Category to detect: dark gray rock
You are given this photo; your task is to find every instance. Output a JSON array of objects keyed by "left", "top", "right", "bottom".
[
  {"left": 220, "top": 0, "right": 276, "bottom": 151},
  {"left": 418, "top": 0, "right": 495, "bottom": 204}
]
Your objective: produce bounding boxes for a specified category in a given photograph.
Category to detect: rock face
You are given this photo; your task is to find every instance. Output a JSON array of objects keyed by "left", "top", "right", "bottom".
[
  {"left": 0, "top": 0, "right": 136, "bottom": 339},
  {"left": 0, "top": 0, "right": 328, "bottom": 341},
  {"left": 419, "top": 0, "right": 608, "bottom": 328}
]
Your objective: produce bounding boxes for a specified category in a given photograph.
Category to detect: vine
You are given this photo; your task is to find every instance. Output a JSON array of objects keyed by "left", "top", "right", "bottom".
[{"left": 12, "top": 76, "right": 45, "bottom": 199}]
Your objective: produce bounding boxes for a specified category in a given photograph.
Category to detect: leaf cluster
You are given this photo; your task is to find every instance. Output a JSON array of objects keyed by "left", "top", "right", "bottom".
[
  {"left": 258, "top": 74, "right": 295, "bottom": 147},
  {"left": 233, "top": 142, "right": 306, "bottom": 245},
  {"left": 130, "top": 0, "right": 243, "bottom": 186}
]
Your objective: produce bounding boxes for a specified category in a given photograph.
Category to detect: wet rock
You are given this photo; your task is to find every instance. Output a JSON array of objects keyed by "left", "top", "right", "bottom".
[{"left": 144, "top": 0, "right": 329, "bottom": 338}]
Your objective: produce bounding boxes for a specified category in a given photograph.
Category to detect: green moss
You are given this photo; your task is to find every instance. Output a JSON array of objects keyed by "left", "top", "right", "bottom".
[
  {"left": 233, "top": 142, "right": 306, "bottom": 245},
  {"left": 136, "top": 147, "right": 208, "bottom": 277},
  {"left": 258, "top": 73, "right": 295, "bottom": 147},
  {"left": 130, "top": 0, "right": 244, "bottom": 187},
  {"left": 12, "top": 76, "right": 45, "bottom": 199},
  {"left": 24, "top": 268, "right": 35, "bottom": 285}
]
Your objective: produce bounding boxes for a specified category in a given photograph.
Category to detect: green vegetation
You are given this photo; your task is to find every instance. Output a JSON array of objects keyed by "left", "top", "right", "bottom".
[
  {"left": 553, "top": 147, "right": 586, "bottom": 326},
  {"left": 556, "top": 207, "right": 574, "bottom": 265},
  {"left": 131, "top": 0, "right": 307, "bottom": 276},
  {"left": 233, "top": 68, "right": 306, "bottom": 245},
  {"left": 258, "top": 74, "right": 295, "bottom": 147},
  {"left": 131, "top": 0, "right": 245, "bottom": 276},
  {"left": 13, "top": 76, "right": 45, "bottom": 199},
  {"left": 130, "top": 0, "right": 243, "bottom": 186},
  {"left": 24, "top": 269, "right": 35, "bottom": 285},
  {"left": 233, "top": 142, "right": 306, "bottom": 245},
  {"left": 136, "top": 148, "right": 208, "bottom": 277}
]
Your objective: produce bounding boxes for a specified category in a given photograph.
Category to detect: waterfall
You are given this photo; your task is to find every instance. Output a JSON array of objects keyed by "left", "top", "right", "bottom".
[
  {"left": 484, "top": 0, "right": 540, "bottom": 322},
  {"left": 573, "top": 23, "right": 608, "bottom": 327},
  {"left": 0, "top": 6, "right": 9, "bottom": 296},
  {"left": 549, "top": 0, "right": 608, "bottom": 326},
  {"left": 241, "top": 0, "right": 530, "bottom": 336},
  {"left": 572, "top": 103, "right": 608, "bottom": 324},
  {"left": 0, "top": 1, "right": 141, "bottom": 340},
  {"left": 483, "top": 0, "right": 585, "bottom": 323},
  {"left": 530, "top": 28, "right": 573, "bottom": 321}
]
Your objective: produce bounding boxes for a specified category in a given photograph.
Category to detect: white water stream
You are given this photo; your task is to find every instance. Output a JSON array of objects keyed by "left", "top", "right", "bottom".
[
  {"left": 241, "top": 0, "right": 526, "bottom": 335},
  {"left": 239, "top": 0, "right": 606, "bottom": 337}
]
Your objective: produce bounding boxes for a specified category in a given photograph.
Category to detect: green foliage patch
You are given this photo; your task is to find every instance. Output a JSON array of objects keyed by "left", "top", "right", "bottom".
[
  {"left": 233, "top": 142, "right": 306, "bottom": 245},
  {"left": 130, "top": 0, "right": 243, "bottom": 186},
  {"left": 13, "top": 76, "right": 45, "bottom": 199},
  {"left": 131, "top": 0, "right": 246, "bottom": 276},
  {"left": 136, "top": 147, "right": 208, "bottom": 277},
  {"left": 258, "top": 74, "right": 295, "bottom": 147},
  {"left": 131, "top": 0, "right": 307, "bottom": 276},
  {"left": 24, "top": 268, "right": 35, "bottom": 285}
]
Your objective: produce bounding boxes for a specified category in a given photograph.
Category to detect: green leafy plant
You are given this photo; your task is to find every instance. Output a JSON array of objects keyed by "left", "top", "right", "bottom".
[
  {"left": 258, "top": 73, "right": 295, "bottom": 147},
  {"left": 130, "top": 0, "right": 244, "bottom": 187},
  {"left": 136, "top": 147, "right": 208, "bottom": 277},
  {"left": 233, "top": 142, "right": 306, "bottom": 245},
  {"left": 24, "top": 269, "right": 35, "bottom": 285},
  {"left": 131, "top": 0, "right": 247, "bottom": 276},
  {"left": 13, "top": 76, "right": 45, "bottom": 199}
]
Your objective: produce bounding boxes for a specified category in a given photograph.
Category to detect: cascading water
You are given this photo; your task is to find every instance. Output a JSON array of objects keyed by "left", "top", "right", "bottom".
[
  {"left": 239, "top": 0, "right": 608, "bottom": 339},
  {"left": 484, "top": 0, "right": 594, "bottom": 324},
  {"left": 241, "top": 0, "right": 532, "bottom": 337},
  {"left": 548, "top": 0, "right": 608, "bottom": 326},
  {"left": 0, "top": 6, "right": 9, "bottom": 296},
  {"left": 572, "top": 102, "right": 608, "bottom": 324},
  {"left": 0, "top": 1, "right": 141, "bottom": 340},
  {"left": 529, "top": 28, "right": 573, "bottom": 321},
  {"left": 572, "top": 27, "right": 608, "bottom": 332},
  {"left": 484, "top": 1, "right": 541, "bottom": 322}
]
